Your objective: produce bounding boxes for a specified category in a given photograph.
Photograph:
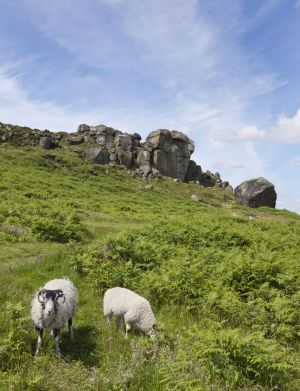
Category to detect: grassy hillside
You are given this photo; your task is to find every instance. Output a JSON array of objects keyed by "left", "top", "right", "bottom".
[{"left": 0, "top": 143, "right": 299, "bottom": 390}]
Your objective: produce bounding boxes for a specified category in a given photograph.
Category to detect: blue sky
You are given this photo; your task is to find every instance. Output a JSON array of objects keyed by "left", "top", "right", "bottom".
[{"left": 0, "top": 0, "right": 299, "bottom": 212}]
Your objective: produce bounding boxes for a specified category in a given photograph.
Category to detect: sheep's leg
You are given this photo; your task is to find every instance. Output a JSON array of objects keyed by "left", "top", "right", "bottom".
[
  {"left": 35, "top": 327, "right": 43, "bottom": 355},
  {"left": 125, "top": 323, "right": 132, "bottom": 339},
  {"left": 53, "top": 328, "right": 61, "bottom": 354},
  {"left": 68, "top": 317, "right": 74, "bottom": 339},
  {"left": 124, "top": 314, "right": 132, "bottom": 338},
  {"left": 116, "top": 315, "right": 122, "bottom": 330}
]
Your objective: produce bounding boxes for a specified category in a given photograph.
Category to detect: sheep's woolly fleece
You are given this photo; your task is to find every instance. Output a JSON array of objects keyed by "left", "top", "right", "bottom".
[
  {"left": 31, "top": 278, "right": 78, "bottom": 330},
  {"left": 103, "top": 287, "right": 156, "bottom": 334}
]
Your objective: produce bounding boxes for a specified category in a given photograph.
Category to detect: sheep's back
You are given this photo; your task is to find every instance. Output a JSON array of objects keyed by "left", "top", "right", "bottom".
[{"left": 103, "top": 287, "right": 147, "bottom": 316}]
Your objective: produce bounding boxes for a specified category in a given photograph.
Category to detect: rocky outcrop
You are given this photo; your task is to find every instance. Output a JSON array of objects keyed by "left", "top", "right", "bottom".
[
  {"left": 76, "top": 124, "right": 197, "bottom": 182},
  {"left": 0, "top": 121, "right": 232, "bottom": 191},
  {"left": 234, "top": 177, "right": 277, "bottom": 208},
  {"left": 0, "top": 123, "right": 62, "bottom": 148}
]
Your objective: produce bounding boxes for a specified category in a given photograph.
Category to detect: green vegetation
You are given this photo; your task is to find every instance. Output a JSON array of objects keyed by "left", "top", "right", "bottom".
[{"left": 0, "top": 142, "right": 299, "bottom": 390}]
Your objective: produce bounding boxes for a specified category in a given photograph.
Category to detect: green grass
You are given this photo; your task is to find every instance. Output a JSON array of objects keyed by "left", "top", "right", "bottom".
[{"left": 0, "top": 141, "right": 300, "bottom": 390}]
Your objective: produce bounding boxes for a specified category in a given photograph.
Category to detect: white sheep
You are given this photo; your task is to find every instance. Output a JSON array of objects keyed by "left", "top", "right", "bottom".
[
  {"left": 31, "top": 278, "right": 78, "bottom": 355},
  {"left": 103, "top": 287, "right": 157, "bottom": 338}
]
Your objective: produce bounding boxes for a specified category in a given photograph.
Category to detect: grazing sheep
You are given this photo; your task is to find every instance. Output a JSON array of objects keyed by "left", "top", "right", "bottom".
[
  {"left": 103, "top": 287, "right": 157, "bottom": 338},
  {"left": 31, "top": 278, "right": 78, "bottom": 355}
]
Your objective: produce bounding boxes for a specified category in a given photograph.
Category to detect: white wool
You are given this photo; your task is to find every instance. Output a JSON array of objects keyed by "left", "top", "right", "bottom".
[
  {"left": 103, "top": 287, "right": 156, "bottom": 335},
  {"left": 31, "top": 278, "right": 78, "bottom": 330}
]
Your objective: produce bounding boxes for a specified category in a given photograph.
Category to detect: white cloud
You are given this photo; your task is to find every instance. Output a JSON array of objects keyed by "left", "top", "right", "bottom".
[
  {"left": 270, "top": 109, "right": 300, "bottom": 143},
  {"left": 213, "top": 126, "right": 265, "bottom": 142}
]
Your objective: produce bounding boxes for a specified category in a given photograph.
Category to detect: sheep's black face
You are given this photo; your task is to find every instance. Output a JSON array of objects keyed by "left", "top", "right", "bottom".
[{"left": 38, "top": 289, "right": 66, "bottom": 316}]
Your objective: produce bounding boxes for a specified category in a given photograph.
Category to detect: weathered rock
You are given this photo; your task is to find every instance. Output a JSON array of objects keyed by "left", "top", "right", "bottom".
[
  {"left": 140, "top": 165, "right": 152, "bottom": 177},
  {"left": 225, "top": 185, "right": 233, "bottom": 193},
  {"left": 109, "top": 152, "right": 117, "bottom": 164},
  {"left": 68, "top": 135, "right": 84, "bottom": 145},
  {"left": 95, "top": 126, "right": 116, "bottom": 146},
  {"left": 214, "top": 182, "right": 222, "bottom": 189},
  {"left": 78, "top": 124, "right": 90, "bottom": 133},
  {"left": 133, "top": 133, "right": 142, "bottom": 141},
  {"left": 214, "top": 172, "right": 221, "bottom": 182},
  {"left": 201, "top": 171, "right": 222, "bottom": 187},
  {"left": 151, "top": 168, "right": 161, "bottom": 177},
  {"left": 185, "top": 160, "right": 202, "bottom": 182},
  {"left": 146, "top": 129, "right": 194, "bottom": 181},
  {"left": 114, "top": 134, "right": 134, "bottom": 168},
  {"left": 221, "top": 181, "right": 229, "bottom": 189},
  {"left": 137, "top": 150, "right": 151, "bottom": 166},
  {"left": 40, "top": 136, "right": 58, "bottom": 150},
  {"left": 234, "top": 177, "right": 277, "bottom": 208},
  {"left": 85, "top": 148, "right": 110, "bottom": 164},
  {"left": 191, "top": 194, "right": 202, "bottom": 202},
  {"left": 40, "top": 136, "right": 51, "bottom": 150}
]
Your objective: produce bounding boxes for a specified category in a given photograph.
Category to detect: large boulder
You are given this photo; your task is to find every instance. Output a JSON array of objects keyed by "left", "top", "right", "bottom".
[
  {"left": 234, "top": 177, "right": 277, "bottom": 208},
  {"left": 146, "top": 129, "right": 194, "bottom": 181}
]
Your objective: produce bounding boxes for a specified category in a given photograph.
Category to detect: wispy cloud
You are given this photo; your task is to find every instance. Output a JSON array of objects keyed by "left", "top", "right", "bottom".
[
  {"left": 213, "top": 126, "right": 265, "bottom": 142},
  {"left": 0, "top": 65, "right": 105, "bottom": 131}
]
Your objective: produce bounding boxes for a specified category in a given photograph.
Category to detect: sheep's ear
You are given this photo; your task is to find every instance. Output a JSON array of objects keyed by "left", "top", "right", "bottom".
[
  {"left": 38, "top": 290, "right": 46, "bottom": 303},
  {"left": 56, "top": 290, "right": 66, "bottom": 304}
]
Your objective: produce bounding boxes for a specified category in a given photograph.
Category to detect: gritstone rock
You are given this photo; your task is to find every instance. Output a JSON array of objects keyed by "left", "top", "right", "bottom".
[
  {"left": 146, "top": 129, "right": 194, "bottom": 181},
  {"left": 234, "top": 177, "right": 277, "bottom": 208}
]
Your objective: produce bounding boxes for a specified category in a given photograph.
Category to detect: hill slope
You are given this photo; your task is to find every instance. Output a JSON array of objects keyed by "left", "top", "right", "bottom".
[{"left": 0, "top": 143, "right": 299, "bottom": 390}]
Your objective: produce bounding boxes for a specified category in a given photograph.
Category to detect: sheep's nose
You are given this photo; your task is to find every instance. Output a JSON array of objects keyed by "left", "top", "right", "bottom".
[{"left": 47, "top": 310, "right": 52, "bottom": 315}]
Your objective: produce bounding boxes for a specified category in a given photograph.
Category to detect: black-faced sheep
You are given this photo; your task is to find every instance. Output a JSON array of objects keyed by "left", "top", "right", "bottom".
[{"left": 31, "top": 278, "right": 78, "bottom": 354}]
